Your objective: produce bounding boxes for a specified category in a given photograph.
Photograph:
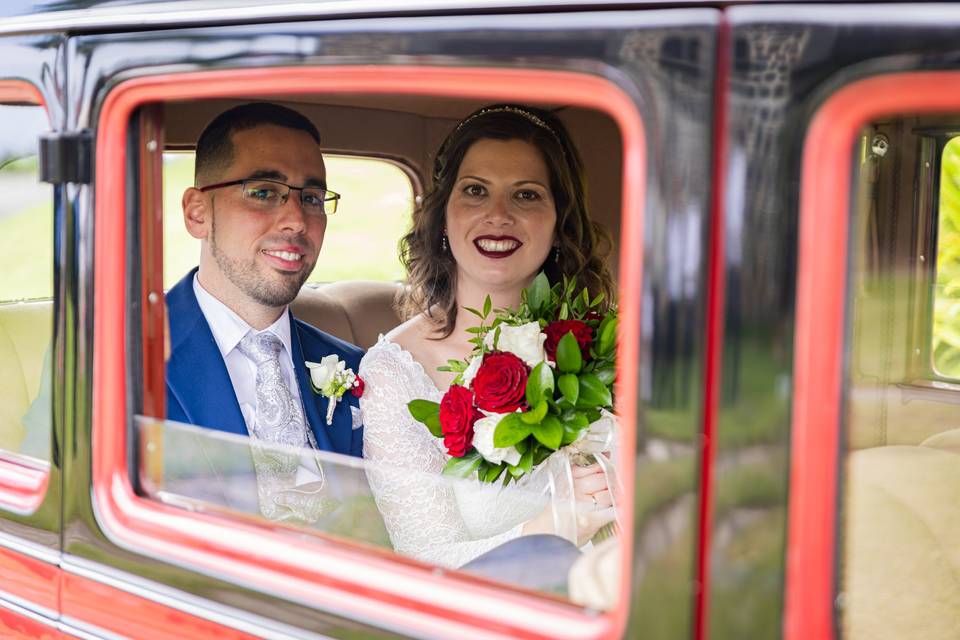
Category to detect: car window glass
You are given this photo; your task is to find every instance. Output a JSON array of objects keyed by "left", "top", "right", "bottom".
[
  {"left": 933, "top": 135, "right": 960, "bottom": 377},
  {"left": 138, "top": 416, "right": 619, "bottom": 605},
  {"left": 0, "top": 103, "right": 53, "bottom": 461},
  {"left": 839, "top": 124, "right": 960, "bottom": 638}
]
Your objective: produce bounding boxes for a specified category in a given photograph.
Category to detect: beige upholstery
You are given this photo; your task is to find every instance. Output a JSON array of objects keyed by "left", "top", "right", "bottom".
[
  {"left": 0, "top": 301, "right": 51, "bottom": 451},
  {"left": 841, "top": 445, "right": 960, "bottom": 640},
  {"left": 293, "top": 280, "right": 402, "bottom": 349},
  {"left": 920, "top": 428, "right": 960, "bottom": 455}
]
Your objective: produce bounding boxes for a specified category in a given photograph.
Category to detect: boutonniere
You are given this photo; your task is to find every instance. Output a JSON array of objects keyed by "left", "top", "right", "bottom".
[{"left": 306, "top": 355, "right": 364, "bottom": 425}]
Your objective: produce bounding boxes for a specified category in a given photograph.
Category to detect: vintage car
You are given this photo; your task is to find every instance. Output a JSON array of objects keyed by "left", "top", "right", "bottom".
[{"left": 1, "top": 1, "right": 959, "bottom": 638}]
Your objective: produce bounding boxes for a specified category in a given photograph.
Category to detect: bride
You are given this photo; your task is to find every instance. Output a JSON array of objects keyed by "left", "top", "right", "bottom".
[{"left": 358, "top": 103, "right": 617, "bottom": 570}]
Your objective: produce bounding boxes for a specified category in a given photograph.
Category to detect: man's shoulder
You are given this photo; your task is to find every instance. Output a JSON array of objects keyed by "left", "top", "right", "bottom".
[
  {"left": 165, "top": 269, "right": 204, "bottom": 346},
  {"left": 293, "top": 317, "right": 365, "bottom": 365}
]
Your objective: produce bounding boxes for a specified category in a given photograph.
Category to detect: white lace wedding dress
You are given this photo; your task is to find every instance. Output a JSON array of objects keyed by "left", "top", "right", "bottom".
[{"left": 359, "top": 336, "right": 563, "bottom": 569}]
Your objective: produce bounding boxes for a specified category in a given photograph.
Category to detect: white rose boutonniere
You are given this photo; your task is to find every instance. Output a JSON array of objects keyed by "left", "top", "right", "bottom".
[{"left": 306, "top": 355, "right": 364, "bottom": 425}]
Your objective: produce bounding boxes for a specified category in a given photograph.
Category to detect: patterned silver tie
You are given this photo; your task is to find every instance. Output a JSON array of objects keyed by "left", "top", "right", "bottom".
[{"left": 237, "top": 331, "right": 321, "bottom": 520}]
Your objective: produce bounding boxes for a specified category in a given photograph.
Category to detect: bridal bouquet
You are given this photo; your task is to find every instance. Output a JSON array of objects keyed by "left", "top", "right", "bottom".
[{"left": 407, "top": 272, "right": 617, "bottom": 484}]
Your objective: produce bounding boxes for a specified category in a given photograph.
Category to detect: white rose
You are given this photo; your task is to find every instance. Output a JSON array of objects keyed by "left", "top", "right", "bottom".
[
  {"left": 461, "top": 354, "right": 483, "bottom": 387},
  {"left": 472, "top": 412, "right": 522, "bottom": 466},
  {"left": 306, "top": 354, "right": 340, "bottom": 394},
  {"left": 484, "top": 321, "right": 546, "bottom": 367},
  {"left": 572, "top": 408, "right": 617, "bottom": 455}
]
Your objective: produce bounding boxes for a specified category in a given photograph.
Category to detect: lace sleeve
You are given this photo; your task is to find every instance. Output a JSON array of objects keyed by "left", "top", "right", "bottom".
[{"left": 358, "top": 340, "right": 522, "bottom": 569}]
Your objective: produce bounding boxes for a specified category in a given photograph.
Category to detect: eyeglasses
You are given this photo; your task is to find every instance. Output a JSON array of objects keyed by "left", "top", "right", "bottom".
[{"left": 199, "top": 178, "right": 340, "bottom": 215}]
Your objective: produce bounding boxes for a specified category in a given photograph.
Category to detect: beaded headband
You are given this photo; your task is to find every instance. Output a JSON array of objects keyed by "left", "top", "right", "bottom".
[{"left": 454, "top": 105, "right": 561, "bottom": 143}]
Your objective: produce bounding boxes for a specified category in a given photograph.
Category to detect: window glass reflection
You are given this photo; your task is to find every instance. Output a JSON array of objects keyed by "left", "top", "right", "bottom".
[
  {"left": 0, "top": 103, "right": 52, "bottom": 461},
  {"left": 136, "top": 416, "right": 621, "bottom": 605}
]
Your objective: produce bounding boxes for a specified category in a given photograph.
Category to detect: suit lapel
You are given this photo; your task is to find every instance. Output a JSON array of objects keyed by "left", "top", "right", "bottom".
[
  {"left": 290, "top": 316, "right": 336, "bottom": 452},
  {"left": 166, "top": 272, "right": 248, "bottom": 437}
]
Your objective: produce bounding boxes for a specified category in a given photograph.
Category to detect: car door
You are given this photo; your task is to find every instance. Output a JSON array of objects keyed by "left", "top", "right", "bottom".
[
  {"left": 0, "top": 30, "right": 67, "bottom": 638},
  {"left": 706, "top": 5, "right": 960, "bottom": 640},
  {"left": 48, "top": 3, "right": 721, "bottom": 638}
]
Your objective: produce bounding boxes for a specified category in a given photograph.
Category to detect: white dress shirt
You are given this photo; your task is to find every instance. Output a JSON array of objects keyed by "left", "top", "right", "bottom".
[
  {"left": 192, "top": 275, "right": 304, "bottom": 435},
  {"left": 193, "top": 276, "right": 324, "bottom": 485}
]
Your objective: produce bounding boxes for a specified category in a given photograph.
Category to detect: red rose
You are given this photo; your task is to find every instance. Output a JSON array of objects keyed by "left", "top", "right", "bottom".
[
  {"left": 544, "top": 319, "right": 593, "bottom": 362},
  {"left": 439, "top": 385, "right": 481, "bottom": 457},
  {"left": 471, "top": 351, "right": 529, "bottom": 413},
  {"left": 351, "top": 375, "right": 365, "bottom": 398}
]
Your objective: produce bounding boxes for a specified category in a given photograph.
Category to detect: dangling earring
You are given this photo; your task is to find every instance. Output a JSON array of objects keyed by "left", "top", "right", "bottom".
[
  {"left": 442, "top": 234, "right": 448, "bottom": 252},
  {"left": 553, "top": 245, "right": 560, "bottom": 263}
]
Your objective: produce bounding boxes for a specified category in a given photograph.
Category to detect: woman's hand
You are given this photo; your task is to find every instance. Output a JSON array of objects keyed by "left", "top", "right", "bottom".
[
  {"left": 520, "top": 462, "right": 617, "bottom": 546},
  {"left": 571, "top": 463, "right": 616, "bottom": 546}
]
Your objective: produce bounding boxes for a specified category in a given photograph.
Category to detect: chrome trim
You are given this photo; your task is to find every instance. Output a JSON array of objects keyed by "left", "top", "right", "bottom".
[
  {"left": 0, "top": 0, "right": 648, "bottom": 36},
  {"left": 0, "top": 529, "right": 60, "bottom": 564},
  {"left": 0, "top": 587, "right": 58, "bottom": 623},
  {"left": 62, "top": 554, "right": 335, "bottom": 640},
  {"left": 58, "top": 617, "right": 128, "bottom": 640}
]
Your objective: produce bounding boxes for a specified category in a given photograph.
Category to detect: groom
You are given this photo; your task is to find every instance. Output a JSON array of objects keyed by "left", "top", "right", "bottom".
[{"left": 166, "top": 102, "right": 363, "bottom": 459}]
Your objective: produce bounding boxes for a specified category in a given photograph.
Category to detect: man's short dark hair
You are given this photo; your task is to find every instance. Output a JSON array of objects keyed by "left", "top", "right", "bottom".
[{"left": 194, "top": 102, "right": 321, "bottom": 186}]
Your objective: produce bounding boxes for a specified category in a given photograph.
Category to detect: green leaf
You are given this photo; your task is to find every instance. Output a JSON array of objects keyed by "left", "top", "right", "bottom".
[
  {"left": 560, "top": 409, "right": 590, "bottom": 429},
  {"left": 508, "top": 447, "right": 535, "bottom": 477},
  {"left": 533, "top": 445, "right": 553, "bottom": 465},
  {"left": 483, "top": 462, "right": 506, "bottom": 483},
  {"left": 493, "top": 413, "right": 532, "bottom": 448},
  {"left": 483, "top": 294, "right": 492, "bottom": 318},
  {"left": 525, "top": 361, "right": 554, "bottom": 407},
  {"left": 407, "top": 399, "right": 442, "bottom": 436},
  {"left": 595, "top": 367, "right": 616, "bottom": 386},
  {"left": 424, "top": 415, "right": 442, "bottom": 438},
  {"left": 598, "top": 316, "right": 618, "bottom": 356},
  {"left": 533, "top": 415, "right": 563, "bottom": 450},
  {"left": 514, "top": 438, "right": 528, "bottom": 454},
  {"left": 526, "top": 272, "right": 550, "bottom": 313},
  {"left": 521, "top": 399, "right": 548, "bottom": 425},
  {"left": 590, "top": 293, "right": 605, "bottom": 308},
  {"left": 561, "top": 423, "right": 586, "bottom": 445},
  {"left": 578, "top": 373, "right": 613, "bottom": 407},
  {"left": 518, "top": 446, "right": 534, "bottom": 473},
  {"left": 559, "top": 302, "right": 569, "bottom": 320},
  {"left": 560, "top": 411, "right": 590, "bottom": 445},
  {"left": 558, "top": 373, "right": 579, "bottom": 405},
  {"left": 442, "top": 451, "right": 483, "bottom": 478},
  {"left": 463, "top": 306, "right": 483, "bottom": 318},
  {"left": 408, "top": 399, "right": 439, "bottom": 422},
  {"left": 556, "top": 331, "right": 583, "bottom": 373}
]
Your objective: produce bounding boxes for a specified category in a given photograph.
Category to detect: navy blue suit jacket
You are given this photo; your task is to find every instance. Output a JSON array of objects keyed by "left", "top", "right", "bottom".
[{"left": 165, "top": 269, "right": 364, "bottom": 458}]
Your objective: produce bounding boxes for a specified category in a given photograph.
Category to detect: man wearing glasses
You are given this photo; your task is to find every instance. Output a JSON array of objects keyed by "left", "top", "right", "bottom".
[{"left": 166, "top": 103, "right": 363, "bottom": 505}]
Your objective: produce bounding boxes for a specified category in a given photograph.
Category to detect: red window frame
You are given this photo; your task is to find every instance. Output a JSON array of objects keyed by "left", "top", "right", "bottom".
[
  {"left": 89, "top": 66, "right": 645, "bottom": 639},
  {"left": 785, "top": 71, "right": 960, "bottom": 640},
  {"left": 0, "top": 80, "right": 52, "bottom": 516}
]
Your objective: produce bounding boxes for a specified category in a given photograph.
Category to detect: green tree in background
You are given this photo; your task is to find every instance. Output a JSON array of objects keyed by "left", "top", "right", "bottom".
[{"left": 934, "top": 137, "right": 960, "bottom": 376}]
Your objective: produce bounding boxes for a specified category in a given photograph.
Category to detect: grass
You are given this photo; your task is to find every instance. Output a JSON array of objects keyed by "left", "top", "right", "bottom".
[
  {"left": 708, "top": 508, "right": 785, "bottom": 639},
  {"left": 645, "top": 338, "right": 790, "bottom": 448},
  {"left": 0, "top": 197, "right": 53, "bottom": 301}
]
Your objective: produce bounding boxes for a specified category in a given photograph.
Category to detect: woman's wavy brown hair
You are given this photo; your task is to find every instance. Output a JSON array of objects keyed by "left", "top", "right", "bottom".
[{"left": 399, "top": 104, "right": 614, "bottom": 338}]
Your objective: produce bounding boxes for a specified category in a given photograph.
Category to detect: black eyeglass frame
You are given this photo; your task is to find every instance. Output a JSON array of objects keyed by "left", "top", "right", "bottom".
[{"left": 199, "top": 178, "right": 341, "bottom": 214}]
